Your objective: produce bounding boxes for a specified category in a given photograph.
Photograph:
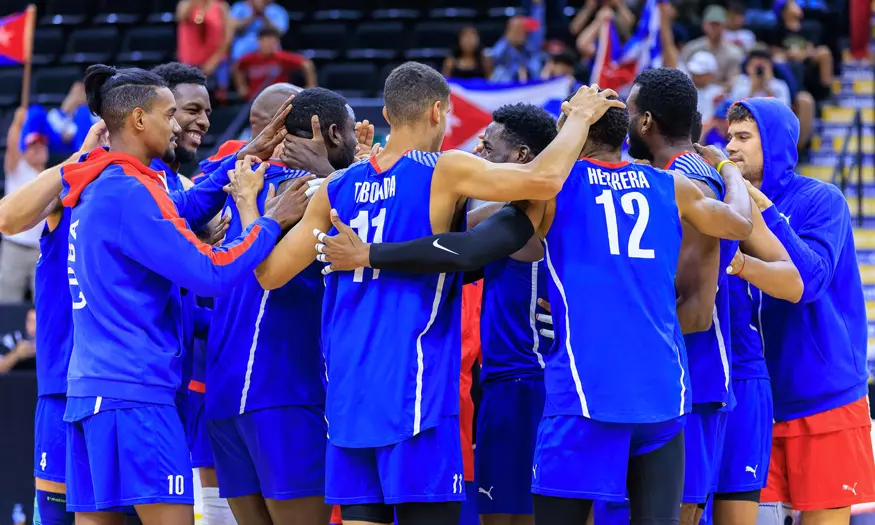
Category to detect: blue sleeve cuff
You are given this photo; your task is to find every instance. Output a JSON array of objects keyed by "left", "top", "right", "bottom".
[
  {"left": 254, "top": 216, "right": 282, "bottom": 238},
  {"left": 761, "top": 205, "right": 782, "bottom": 228}
]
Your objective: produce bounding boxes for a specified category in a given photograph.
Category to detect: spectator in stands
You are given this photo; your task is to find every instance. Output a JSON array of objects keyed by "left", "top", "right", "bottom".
[
  {"left": 490, "top": 0, "right": 546, "bottom": 82},
  {"left": 770, "top": 0, "right": 834, "bottom": 102},
  {"left": 681, "top": 5, "right": 744, "bottom": 87},
  {"left": 700, "top": 99, "right": 733, "bottom": 151},
  {"left": 572, "top": 6, "right": 616, "bottom": 65},
  {"left": 541, "top": 49, "right": 583, "bottom": 86},
  {"left": 233, "top": 27, "right": 316, "bottom": 100},
  {"left": 176, "top": 0, "right": 233, "bottom": 93},
  {"left": 569, "top": 0, "right": 636, "bottom": 41},
  {"left": 442, "top": 26, "right": 493, "bottom": 80},
  {"left": 0, "top": 109, "right": 47, "bottom": 303},
  {"left": 724, "top": 1, "right": 756, "bottom": 51},
  {"left": 687, "top": 50, "right": 726, "bottom": 122},
  {"left": 229, "top": 0, "right": 289, "bottom": 62},
  {"left": 0, "top": 308, "right": 35, "bottom": 373},
  {"left": 22, "top": 82, "right": 97, "bottom": 158}
]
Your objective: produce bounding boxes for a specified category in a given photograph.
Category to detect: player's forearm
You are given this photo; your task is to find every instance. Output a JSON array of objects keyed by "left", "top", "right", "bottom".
[
  {"left": 525, "top": 113, "right": 592, "bottom": 199},
  {"left": 736, "top": 255, "right": 803, "bottom": 303},
  {"left": 0, "top": 162, "right": 68, "bottom": 234},
  {"left": 235, "top": 198, "right": 261, "bottom": 230},
  {"left": 718, "top": 163, "right": 753, "bottom": 239}
]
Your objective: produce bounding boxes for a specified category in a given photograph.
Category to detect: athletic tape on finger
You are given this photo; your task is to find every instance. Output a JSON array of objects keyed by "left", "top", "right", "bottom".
[
  {"left": 305, "top": 186, "right": 318, "bottom": 198},
  {"left": 322, "top": 266, "right": 334, "bottom": 275},
  {"left": 317, "top": 254, "right": 327, "bottom": 263},
  {"left": 316, "top": 243, "right": 325, "bottom": 254},
  {"left": 539, "top": 329, "right": 554, "bottom": 340},
  {"left": 536, "top": 313, "right": 553, "bottom": 325}
]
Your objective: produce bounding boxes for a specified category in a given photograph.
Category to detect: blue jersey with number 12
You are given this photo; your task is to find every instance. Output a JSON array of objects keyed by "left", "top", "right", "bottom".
[
  {"left": 323, "top": 151, "right": 464, "bottom": 448},
  {"left": 543, "top": 158, "right": 690, "bottom": 423}
]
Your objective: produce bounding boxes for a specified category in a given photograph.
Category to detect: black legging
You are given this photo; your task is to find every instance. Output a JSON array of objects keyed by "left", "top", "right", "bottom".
[{"left": 533, "top": 429, "right": 686, "bottom": 525}]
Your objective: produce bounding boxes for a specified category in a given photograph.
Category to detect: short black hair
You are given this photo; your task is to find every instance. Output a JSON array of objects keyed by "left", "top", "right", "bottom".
[
  {"left": 492, "top": 103, "right": 557, "bottom": 156},
  {"left": 258, "top": 27, "right": 281, "bottom": 40},
  {"left": 588, "top": 96, "right": 630, "bottom": 150},
  {"left": 747, "top": 44, "right": 772, "bottom": 63},
  {"left": 384, "top": 62, "right": 450, "bottom": 126},
  {"left": 84, "top": 64, "right": 168, "bottom": 132},
  {"left": 691, "top": 110, "right": 703, "bottom": 142},
  {"left": 284, "top": 87, "right": 350, "bottom": 139},
  {"left": 550, "top": 50, "right": 576, "bottom": 68},
  {"left": 726, "top": 1, "right": 746, "bottom": 13},
  {"left": 727, "top": 102, "right": 755, "bottom": 124},
  {"left": 151, "top": 62, "right": 207, "bottom": 92},
  {"left": 633, "top": 68, "right": 698, "bottom": 140}
]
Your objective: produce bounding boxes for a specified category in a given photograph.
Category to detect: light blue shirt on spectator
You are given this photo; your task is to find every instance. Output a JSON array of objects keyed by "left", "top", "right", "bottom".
[
  {"left": 229, "top": 1, "right": 290, "bottom": 61},
  {"left": 489, "top": 1, "right": 545, "bottom": 83}
]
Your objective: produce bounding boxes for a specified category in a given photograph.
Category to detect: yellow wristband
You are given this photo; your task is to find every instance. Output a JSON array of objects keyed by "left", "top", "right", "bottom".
[{"left": 716, "top": 159, "right": 736, "bottom": 174}]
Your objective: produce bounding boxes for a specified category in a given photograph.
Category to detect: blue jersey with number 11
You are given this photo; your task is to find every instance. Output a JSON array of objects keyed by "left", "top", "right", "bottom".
[
  {"left": 543, "top": 158, "right": 690, "bottom": 424},
  {"left": 323, "top": 152, "right": 464, "bottom": 449}
]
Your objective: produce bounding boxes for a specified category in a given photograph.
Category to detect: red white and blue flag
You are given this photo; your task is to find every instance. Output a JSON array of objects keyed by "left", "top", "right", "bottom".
[
  {"left": 591, "top": 0, "right": 665, "bottom": 92},
  {"left": 441, "top": 77, "right": 572, "bottom": 152},
  {"left": 0, "top": 9, "right": 33, "bottom": 67}
]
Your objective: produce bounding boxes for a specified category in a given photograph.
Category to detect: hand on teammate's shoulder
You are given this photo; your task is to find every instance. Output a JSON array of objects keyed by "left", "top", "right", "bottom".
[
  {"left": 225, "top": 155, "right": 267, "bottom": 205},
  {"left": 562, "top": 84, "right": 626, "bottom": 125}
]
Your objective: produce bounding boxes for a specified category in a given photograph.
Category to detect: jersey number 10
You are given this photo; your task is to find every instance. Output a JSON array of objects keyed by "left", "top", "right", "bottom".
[
  {"left": 594, "top": 189, "right": 655, "bottom": 259},
  {"left": 349, "top": 208, "right": 387, "bottom": 282}
]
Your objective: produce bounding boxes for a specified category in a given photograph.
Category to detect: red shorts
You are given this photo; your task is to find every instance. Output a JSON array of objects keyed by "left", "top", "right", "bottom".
[
  {"left": 331, "top": 505, "right": 342, "bottom": 524},
  {"left": 762, "top": 396, "right": 875, "bottom": 510}
]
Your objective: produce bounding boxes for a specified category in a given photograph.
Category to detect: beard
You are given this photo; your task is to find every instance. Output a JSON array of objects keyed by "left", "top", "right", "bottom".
[
  {"left": 161, "top": 146, "right": 176, "bottom": 165},
  {"left": 175, "top": 145, "right": 197, "bottom": 165},
  {"left": 627, "top": 130, "right": 654, "bottom": 163}
]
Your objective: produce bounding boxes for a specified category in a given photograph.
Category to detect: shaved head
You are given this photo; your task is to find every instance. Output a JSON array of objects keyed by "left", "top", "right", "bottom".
[{"left": 250, "top": 83, "right": 303, "bottom": 137}]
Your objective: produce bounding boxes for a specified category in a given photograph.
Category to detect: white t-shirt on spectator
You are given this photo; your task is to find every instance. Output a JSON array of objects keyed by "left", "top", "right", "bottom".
[
  {"left": 729, "top": 75, "right": 792, "bottom": 107},
  {"left": 3, "top": 159, "right": 44, "bottom": 248},
  {"left": 724, "top": 29, "right": 756, "bottom": 51},
  {"left": 697, "top": 84, "right": 727, "bottom": 122}
]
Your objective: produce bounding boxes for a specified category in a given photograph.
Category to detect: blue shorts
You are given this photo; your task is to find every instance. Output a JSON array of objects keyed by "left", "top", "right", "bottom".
[
  {"left": 460, "top": 482, "right": 478, "bottom": 525},
  {"left": 716, "top": 379, "right": 773, "bottom": 493},
  {"left": 683, "top": 404, "right": 728, "bottom": 504},
  {"left": 325, "top": 415, "right": 464, "bottom": 505},
  {"left": 532, "top": 415, "right": 686, "bottom": 502},
  {"left": 66, "top": 404, "right": 194, "bottom": 511},
  {"left": 476, "top": 377, "right": 544, "bottom": 515},
  {"left": 185, "top": 392, "right": 214, "bottom": 469},
  {"left": 34, "top": 395, "right": 67, "bottom": 483},
  {"left": 209, "top": 405, "right": 326, "bottom": 500}
]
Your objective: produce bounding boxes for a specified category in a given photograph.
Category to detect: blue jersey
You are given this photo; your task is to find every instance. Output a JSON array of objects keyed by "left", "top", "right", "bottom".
[
  {"left": 207, "top": 164, "right": 325, "bottom": 420},
  {"left": 323, "top": 152, "right": 463, "bottom": 447},
  {"left": 34, "top": 208, "right": 73, "bottom": 396},
  {"left": 480, "top": 257, "right": 549, "bottom": 385},
  {"left": 667, "top": 152, "right": 738, "bottom": 408},
  {"left": 728, "top": 277, "right": 769, "bottom": 380},
  {"left": 543, "top": 158, "right": 689, "bottom": 423}
]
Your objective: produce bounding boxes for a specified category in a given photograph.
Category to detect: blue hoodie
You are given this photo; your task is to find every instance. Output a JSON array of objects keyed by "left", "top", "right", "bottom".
[
  {"left": 60, "top": 149, "right": 281, "bottom": 406},
  {"left": 739, "top": 98, "right": 868, "bottom": 421},
  {"left": 206, "top": 158, "right": 325, "bottom": 420}
]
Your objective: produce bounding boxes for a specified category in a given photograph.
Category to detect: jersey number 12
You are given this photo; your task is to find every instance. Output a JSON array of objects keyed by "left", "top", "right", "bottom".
[
  {"left": 349, "top": 208, "right": 387, "bottom": 282},
  {"left": 595, "top": 189, "right": 655, "bottom": 259}
]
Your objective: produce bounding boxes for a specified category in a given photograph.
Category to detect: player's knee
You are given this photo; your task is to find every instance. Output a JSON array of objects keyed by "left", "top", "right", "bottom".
[
  {"left": 201, "top": 487, "right": 236, "bottom": 525},
  {"left": 680, "top": 503, "right": 702, "bottom": 525},
  {"left": 35, "top": 490, "right": 74, "bottom": 525}
]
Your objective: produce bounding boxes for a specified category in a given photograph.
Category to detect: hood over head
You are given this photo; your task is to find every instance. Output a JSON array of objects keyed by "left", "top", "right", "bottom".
[{"left": 736, "top": 97, "right": 799, "bottom": 200}]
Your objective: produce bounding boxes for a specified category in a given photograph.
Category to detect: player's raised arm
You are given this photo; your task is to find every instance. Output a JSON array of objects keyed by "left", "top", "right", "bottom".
[
  {"left": 435, "top": 86, "right": 625, "bottom": 202},
  {"left": 674, "top": 171, "right": 754, "bottom": 241},
  {"left": 254, "top": 175, "right": 333, "bottom": 290}
]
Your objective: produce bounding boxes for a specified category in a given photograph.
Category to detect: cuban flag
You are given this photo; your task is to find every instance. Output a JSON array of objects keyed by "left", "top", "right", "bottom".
[
  {"left": 0, "top": 9, "right": 34, "bottom": 66},
  {"left": 591, "top": 0, "right": 664, "bottom": 92},
  {"left": 441, "top": 77, "right": 573, "bottom": 152}
]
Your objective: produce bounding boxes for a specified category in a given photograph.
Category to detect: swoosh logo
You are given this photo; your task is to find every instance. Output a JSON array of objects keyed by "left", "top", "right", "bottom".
[{"left": 433, "top": 239, "right": 459, "bottom": 255}]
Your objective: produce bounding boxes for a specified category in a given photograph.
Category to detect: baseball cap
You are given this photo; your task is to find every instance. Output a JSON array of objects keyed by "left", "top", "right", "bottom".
[
  {"left": 687, "top": 51, "right": 719, "bottom": 75},
  {"left": 23, "top": 131, "right": 46, "bottom": 148},
  {"left": 703, "top": 5, "right": 727, "bottom": 24}
]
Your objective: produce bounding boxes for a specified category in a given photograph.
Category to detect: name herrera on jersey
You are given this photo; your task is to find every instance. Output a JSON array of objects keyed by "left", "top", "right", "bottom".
[
  {"left": 354, "top": 176, "right": 397, "bottom": 204},
  {"left": 587, "top": 167, "right": 651, "bottom": 191}
]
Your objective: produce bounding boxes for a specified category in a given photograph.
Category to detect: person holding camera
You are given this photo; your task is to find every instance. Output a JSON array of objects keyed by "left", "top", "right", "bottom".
[{"left": 730, "top": 45, "right": 792, "bottom": 106}]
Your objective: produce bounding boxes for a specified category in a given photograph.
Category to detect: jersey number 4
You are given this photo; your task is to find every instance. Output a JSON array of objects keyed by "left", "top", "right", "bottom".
[
  {"left": 349, "top": 208, "right": 387, "bottom": 282},
  {"left": 594, "top": 189, "right": 654, "bottom": 259}
]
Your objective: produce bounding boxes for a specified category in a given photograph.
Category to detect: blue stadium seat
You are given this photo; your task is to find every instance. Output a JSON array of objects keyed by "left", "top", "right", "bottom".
[
  {"left": 313, "top": 10, "right": 364, "bottom": 21},
  {"left": 92, "top": 0, "right": 144, "bottom": 25},
  {"left": 319, "top": 62, "right": 379, "bottom": 99},
  {"left": 0, "top": 69, "right": 24, "bottom": 108},
  {"left": 31, "top": 28, "right": 65, "bottom": 66},
  {"left": 146, "top": 0, "right": 177, "bottom": 24},
  {"left": 428, "top": 7, "right": 479, "bottom": 20},
  {"left": 116, "top": 26, "right": 176, "bottom": 64},
  {"left": 371, "top": 9, "right": 421, "bottom": 20},
  {"left": 39, "top": 0, "right": 94, "bottom": 26},
  {"left": 31, "top": 67, "right": 83, "bottom": 105},
  {"left": 62, "top": 27, "right": 119, "bottom": 64}
]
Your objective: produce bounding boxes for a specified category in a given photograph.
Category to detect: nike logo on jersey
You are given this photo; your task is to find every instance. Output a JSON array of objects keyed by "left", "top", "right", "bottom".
[
  {"left": 745, "top": 465, "right": 758, "bottom": 477},
  {"left": 843, "top": 482, "right": 858, "bottom": 495},
  {"left": 433, "top": 239, "right": 459, "bottom": 255},
  {"left": 479, "top": 486, "right": 494, "bottom": 500}
]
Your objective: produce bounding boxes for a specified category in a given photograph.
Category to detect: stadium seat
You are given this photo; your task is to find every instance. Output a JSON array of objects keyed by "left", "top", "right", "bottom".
[
  {"left": 428, "top": 7, "right": 479, "bottom": 20},
  {"left": 62, "top": 27, "right": 119, "bottom": 64},
  {"left": 31, "top": 28, "right": 65, "bottom": 66},
  {"left": 297, "top": 23, "right": 349, "bottom": 60},
  {"left": 319, "top": 63, "right": 379, "bottom": 99},
  {"left": 31, "top": 67, "right": 83, "bottom": 105},
  {"left": 371, "top": 9, "right": 421, "bottom": 20},
  {"left": 146, "top": 0, "right": 177, "bottom": 24},
  {"left": 116, "top": 26, "right": 176, "bottom": 64},
  {"left": 39, "top": 0, "right": 94, "bottom": 26},
  {"left": 346, "top": 22, "right": 407, "bottom": 61},
  {"left": 0, "top": 69, "right": 24, "bottom": 108},
  {"left": 405, "top": 21, "right": 461, "bottom": 59},
  {"left": 313, "top": 10, "right": 364, "bottom": 21},
  {"left": 475, "top": 20, "right": 506, "bottom": 47},
  {"left": 201, "top": 104, "right": 246, "bottom": 150},
  {"left": 92, "top": 0, "right": 145, "bottom": 25}
]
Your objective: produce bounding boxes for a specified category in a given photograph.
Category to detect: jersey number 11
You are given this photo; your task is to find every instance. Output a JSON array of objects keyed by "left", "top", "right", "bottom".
[
  {"left": 595, "top": 189, "right": 655, "bottom": 259},
  {"left": 349, "top": 208, "right": 387, "bottom": 282}
]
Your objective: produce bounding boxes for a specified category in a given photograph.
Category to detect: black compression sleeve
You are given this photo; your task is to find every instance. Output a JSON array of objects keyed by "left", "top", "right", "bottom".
[{"left": 368, "top": 204, "right": 535, "bottom": 273}]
